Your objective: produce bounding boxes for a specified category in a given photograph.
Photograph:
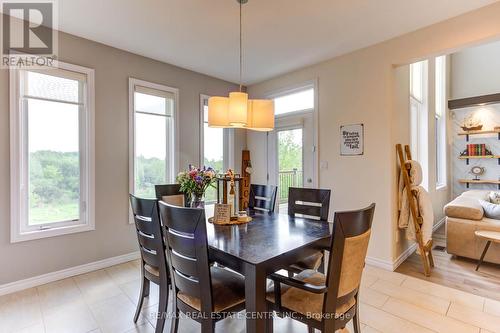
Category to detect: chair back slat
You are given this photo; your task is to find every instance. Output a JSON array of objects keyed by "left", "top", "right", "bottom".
[
  {"left": 288, "top": 187, "right": 331, "bottom": 221},
  {"left": 129, "top": 195, "right": 169, "bottom": 283},
  {"left": 166, "top": 230, "right": 197, "bottom": 258},
  {"left": 159, "top": 202, "right": 212, "bottom": 305},
  {"left": 170, "top": 249, "right": 199, "bottom": 277},
  {"left": 249, "top": 184, "right": 278, "bottom": 212},
  {"left": 155, "top": 184, "right": 188, "bottom": 207},
  {"left": 323, "top": 203, "right": 376, "bottom": 317}
]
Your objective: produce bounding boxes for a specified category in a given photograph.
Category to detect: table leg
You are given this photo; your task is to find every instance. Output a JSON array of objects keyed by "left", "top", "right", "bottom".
[
  {"left": 244, "top": 263, "right": 267, "bottom": 333},
  {"left": 476, "top": 241, "right": 491, "bottom": 271}
]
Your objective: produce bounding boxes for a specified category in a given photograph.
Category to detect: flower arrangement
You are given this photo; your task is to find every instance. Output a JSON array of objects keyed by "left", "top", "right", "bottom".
[{"left": 176, "top": 165, "right": 217, "bottom": 206}]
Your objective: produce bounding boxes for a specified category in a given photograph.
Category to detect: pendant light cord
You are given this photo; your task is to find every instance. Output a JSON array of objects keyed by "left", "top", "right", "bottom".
[{"left": 239, "top": 0, "right": 243, "bottom": 92}]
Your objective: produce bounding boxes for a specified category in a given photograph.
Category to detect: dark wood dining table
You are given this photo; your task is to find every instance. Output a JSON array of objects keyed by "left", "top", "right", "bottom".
[{"left": 206, "top": 210, "right": 332, "bottom": 333}]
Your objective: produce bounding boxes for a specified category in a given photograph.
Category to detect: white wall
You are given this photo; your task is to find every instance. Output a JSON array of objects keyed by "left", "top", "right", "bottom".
[
  {"left": 449, "top": 41, "right": 500, "bottom": 197},
  {"left": 247, "top": 2, "right": 500, "bottom": 266},
  {"left": 0, "top": 23, "right": 244, "bottom": 285},
  {"left": 451, "top": 40, "right": 500, "bottom": 99}
]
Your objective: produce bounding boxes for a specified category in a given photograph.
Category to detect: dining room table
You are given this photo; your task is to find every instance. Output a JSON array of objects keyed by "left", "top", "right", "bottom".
[{"left": 206, "top": 209, "right": 333, "bottom": 333}]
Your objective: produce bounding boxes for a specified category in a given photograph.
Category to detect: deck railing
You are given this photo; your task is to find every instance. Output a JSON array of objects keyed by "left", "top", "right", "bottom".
[{"left": 278, "top": 169, "right": 303, "bottom": 203}]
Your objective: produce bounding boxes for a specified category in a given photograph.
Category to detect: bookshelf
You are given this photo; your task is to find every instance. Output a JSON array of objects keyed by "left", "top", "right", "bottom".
[{"left": 458, "top": 155, "right": 500, "bottom": 165}]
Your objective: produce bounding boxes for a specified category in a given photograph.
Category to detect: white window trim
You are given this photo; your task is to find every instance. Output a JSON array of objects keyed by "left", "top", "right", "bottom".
[
  {"left": 435, "top": 56, "right": 447, "bottom": 190},
  {"left": 199, "top": 94, "right": 233, "bottom": 172},
  {"left": 128, "top": 78, "right": 179, "bottom": 221},
  {"left": 264, "top": 79, "right": 319, "bottom": 188},
  {"left": 267, "top": 82, "right": 316, "bottom": 119},
  {"left": 10, "top": 61, "right": 95, "bottom": 243}
]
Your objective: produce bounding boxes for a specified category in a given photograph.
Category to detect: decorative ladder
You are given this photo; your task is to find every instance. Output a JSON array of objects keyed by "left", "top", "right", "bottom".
[{"left": 396, "top": 144, "right": 435, "bottom": 277}]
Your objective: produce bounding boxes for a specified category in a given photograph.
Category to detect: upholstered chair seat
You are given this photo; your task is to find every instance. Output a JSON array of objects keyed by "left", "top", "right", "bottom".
[
  {"left": 266, "top": 270, "right": 355, "bottom": 319},
  {"left": 177, "top": 266, "right": 246, "bottom": 312}
]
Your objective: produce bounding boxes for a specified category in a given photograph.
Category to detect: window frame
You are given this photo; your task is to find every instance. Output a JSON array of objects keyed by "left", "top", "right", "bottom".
[
  {"left": 409, "top": 60, "right": 429, "bottom": 191},
  {"left": 10, "top": 61, "right": 95, "bottom": 243},
  {"left": 435, "top": 55, "right": 447, "bottom": 190},
  {"left": 199, "top": 94, "right": 233, "bottom": 204},
  {"left": 128, "top": 78, "right": 179, "bottom": 205},
  {"left": 268, "top": 84, "right": 315, "bottom": 118}
]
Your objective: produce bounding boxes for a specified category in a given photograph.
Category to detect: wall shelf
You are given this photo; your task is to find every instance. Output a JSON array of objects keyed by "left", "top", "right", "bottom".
[
  {"left": 459, "top": 179, "right": 500, "bottom": 189},
  {"left": 459, "top": 155, "right": 500, "bottom": 165},
  {"left": 458, "top": 129, "right": 500, "bottom": 141}
]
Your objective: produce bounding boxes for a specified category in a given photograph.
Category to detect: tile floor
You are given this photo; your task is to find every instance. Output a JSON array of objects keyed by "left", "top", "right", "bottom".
[{"left": 1, "top": 260, "right": 500, "bottom": 333}]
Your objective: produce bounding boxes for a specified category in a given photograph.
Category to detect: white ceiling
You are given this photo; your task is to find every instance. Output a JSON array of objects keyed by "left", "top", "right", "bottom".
[{"left": 55, "top": 0, "right": 497, "bottom": 85}]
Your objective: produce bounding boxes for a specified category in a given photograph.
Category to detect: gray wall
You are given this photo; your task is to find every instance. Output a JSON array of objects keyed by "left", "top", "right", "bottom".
[{"left": 0, "top": 29, "right": 244, "bottom": 284}]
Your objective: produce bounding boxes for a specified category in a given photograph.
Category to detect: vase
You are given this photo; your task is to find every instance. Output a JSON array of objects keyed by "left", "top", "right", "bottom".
[{"left": 191, "top": 193, "right": 205, "bottom": 208}]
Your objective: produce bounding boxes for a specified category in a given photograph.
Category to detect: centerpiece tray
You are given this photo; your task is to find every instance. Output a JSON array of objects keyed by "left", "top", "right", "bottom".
[{"left": 208, "top": 216, "right": 252, "bottom": 225}]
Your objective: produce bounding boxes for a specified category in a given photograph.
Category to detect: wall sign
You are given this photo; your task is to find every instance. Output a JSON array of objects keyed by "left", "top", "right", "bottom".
[{"left": 340, "top": 124, "right": 364, "bottom": 156}]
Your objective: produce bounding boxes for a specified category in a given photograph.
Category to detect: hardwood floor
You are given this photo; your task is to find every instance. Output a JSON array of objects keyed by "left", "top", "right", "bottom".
[
  {"left": 396, "top": 223, "right": 500, "bottom": 302},
  {"left": 3, "top": 260, "right": 500, "bottom": 333}
]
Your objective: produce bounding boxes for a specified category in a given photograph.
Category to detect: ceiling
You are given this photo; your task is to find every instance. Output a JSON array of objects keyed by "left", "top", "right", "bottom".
[{"left": 52, "top": 0, "right": 498, "bottom": 84}]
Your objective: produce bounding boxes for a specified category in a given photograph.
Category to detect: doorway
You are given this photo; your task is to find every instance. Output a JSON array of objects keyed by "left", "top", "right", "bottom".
[{"left": 268, "top": 111, "right": 316, "bottom": 213}]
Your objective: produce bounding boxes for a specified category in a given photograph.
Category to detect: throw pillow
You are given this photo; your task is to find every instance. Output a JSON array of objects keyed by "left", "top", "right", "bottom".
[
  {"left": 479, "top": 199, "right": 500, "bottom": 219},
  {"left": 489, "top": 191, "right": 500, "bottom": 204}
]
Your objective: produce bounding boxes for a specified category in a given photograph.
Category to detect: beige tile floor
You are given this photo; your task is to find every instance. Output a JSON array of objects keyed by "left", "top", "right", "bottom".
[{"left": 1, "top": 260, "right": 500, "bottom": 333}]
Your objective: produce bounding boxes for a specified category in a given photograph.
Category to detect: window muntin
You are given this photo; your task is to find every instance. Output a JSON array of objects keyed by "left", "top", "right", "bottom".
[
  {"left": 274, "top": 88, "right": 314, "bottom": 115},
  {"left": 131, "top": 81, "right": 176, "bottom": 199},
  {"left": 11, "top": 63, "right": 95, "bottom": 242}
]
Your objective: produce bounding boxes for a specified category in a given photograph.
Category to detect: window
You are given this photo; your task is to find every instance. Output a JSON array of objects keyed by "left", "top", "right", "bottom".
[
  {"left": 200, "top": 95, "right": 229, "bottom": 203},
  {"left": 274, "top": 87, "right": 314, "bottom": 115},
  {"left": 10, "top": 62, "right": 95, "bottom": 242},
  {"left": 129, "top": 79, "right": 178, "bottom": 199},
  {"left": 409, "top": 60, "right": 429, "bottom": 190},
  {"left": 435, "top": 55, "right": 447, "bottom": 189}
]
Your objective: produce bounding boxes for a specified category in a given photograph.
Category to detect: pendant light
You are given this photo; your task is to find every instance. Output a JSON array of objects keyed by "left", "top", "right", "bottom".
[{"left": 208, "top": 0, "right": 274, "bottom": 131}]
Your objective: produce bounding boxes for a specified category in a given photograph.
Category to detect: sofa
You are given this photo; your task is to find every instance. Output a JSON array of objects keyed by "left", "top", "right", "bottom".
[{"left": 445, "top": 190, "right": 500, "bottom": 265}]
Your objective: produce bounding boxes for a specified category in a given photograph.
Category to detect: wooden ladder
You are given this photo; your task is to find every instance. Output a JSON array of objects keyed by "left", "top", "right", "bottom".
[{"left": 396, "top": 144, "right": 435, "bottom": 277}]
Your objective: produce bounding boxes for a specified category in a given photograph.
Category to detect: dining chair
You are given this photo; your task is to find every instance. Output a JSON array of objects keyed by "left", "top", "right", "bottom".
[
  {"left": 249, "top": 184, "right": 278, "bottom": 213},
  {"left": 158, "top": 201, "right": 246, "bottom": 333},
  {"left": 287, "top": 187, "right": 331, "bottom": 274},
  {"left": 155, "top": 183, "right": 187, "bottom": 207},
  {"left": 266, "top": 203, "right": 376, "bottom": 333},
  {"left": 129, "top": 194, "right": 170, "bottom": 333}
]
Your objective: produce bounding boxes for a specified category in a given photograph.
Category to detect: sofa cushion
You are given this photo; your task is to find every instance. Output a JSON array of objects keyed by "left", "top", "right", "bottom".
[
  {"left": 444, "top": 196, "right": 484, "bottom": 220},
  {"left": 460, "top": 190, "right": 491, "bottom": 201},
  {"left": 489, "top": 191, "right": 500, "bottom": 204},
  {"left": 479, "top": 200, "right": 500, "bottom": 219}
]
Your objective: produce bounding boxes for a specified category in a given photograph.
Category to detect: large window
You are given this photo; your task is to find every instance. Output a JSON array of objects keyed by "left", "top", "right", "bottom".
[
  {"left": 129, "top": 79, "right": 178, "bottom": 199},
  {"left": 200, "top": 95, "right": 229, "bottom": 202},
  {"left": 10, "top": 62, "right": 95, "bottom": 242},
  {"left": 409, "top": 60, "right": 429, "bottom": 190},
  {"left": 435, "top": 55, "right": 447, "bottom": 189}
]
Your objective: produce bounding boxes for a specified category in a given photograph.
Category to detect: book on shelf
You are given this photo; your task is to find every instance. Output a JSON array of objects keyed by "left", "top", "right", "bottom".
[{"left": 466, "top": 143, "right": 487, "bottom": 156}]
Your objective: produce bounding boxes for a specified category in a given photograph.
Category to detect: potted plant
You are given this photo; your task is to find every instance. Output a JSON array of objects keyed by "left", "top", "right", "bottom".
[{"left": 176, "top": 165, "right": 217, "bottom": 208}]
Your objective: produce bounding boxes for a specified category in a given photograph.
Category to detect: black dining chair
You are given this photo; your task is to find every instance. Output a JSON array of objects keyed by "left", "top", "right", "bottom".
[
  {"left": 287, "top": 187, "right": 331, "bottom": 274},
  {"left": 155, "top": 184, "right": 188, "bottom": 207},
  {"left": 267, "top": 203, "right": 376, "bottom": 333},
  {"left": 129, "top": 195, "right": 170, "bottom": 333},
  {"left": 249, "top": 184, "right": 278, "bottom": 213},
  {"left": 158, "top": 201, "right": 247, "bottom": 333}
]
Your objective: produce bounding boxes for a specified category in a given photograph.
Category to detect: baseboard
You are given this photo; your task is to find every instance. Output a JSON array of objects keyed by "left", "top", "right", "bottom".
[
  {"left": 365, "top": 256, "right": 395, "bottom": 271},
  {"left": 433, "top": 216, "right": 446, "bottom": 231},
  {"left": 390, "top": 217, "right": 447, "bottom": 271},
  {"left": 0, "top": 251, "right": 141, "bottom": 297}
]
